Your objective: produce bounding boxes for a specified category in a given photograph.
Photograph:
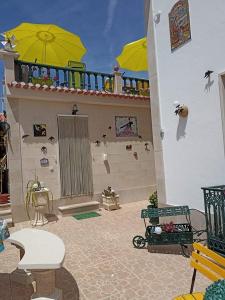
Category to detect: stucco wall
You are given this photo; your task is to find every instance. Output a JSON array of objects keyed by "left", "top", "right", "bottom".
[
  {"left": 7, "top": 94, "right": 155, "bottom": 221},
  {"left": 148, "top": 0, "right": 225, "bottom": 210}
]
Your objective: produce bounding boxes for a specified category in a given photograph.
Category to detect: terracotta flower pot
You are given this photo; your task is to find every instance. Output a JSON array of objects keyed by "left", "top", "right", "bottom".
[{"left": 178, "top": 105, "right": 188, "bottom": 118}]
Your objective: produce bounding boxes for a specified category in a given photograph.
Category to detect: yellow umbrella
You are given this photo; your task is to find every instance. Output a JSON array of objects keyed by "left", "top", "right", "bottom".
[
  {"left": 5, "top": 23, "right": 86, "bottom": 67},
  {"left": 116, "top": 37, "right": 148, "bottom": 72}
]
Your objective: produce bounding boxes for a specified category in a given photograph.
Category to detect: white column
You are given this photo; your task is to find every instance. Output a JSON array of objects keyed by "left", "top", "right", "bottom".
[
  {"left": 0, "top": 49, "right": 19, "bottom": 83},
  {"left": 113, "top": 71, "right": 123, "bottom": 94}
]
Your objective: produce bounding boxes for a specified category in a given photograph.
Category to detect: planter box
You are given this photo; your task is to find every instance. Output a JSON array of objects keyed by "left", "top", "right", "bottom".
[
  {"left": 102, "top": 195, "right": 120, "bottom": 211},
  {"left": 146, "top": 223, "right": 193, "bottom": 245}
]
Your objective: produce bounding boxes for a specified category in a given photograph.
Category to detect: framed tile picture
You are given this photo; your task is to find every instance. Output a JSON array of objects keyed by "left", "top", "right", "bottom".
[
  {"left": 33, "top": 124, "right": 47, "bottom": 137},
  {"left": 169, "top": 0, "right": 191, "bottom": 51},
  {"left": 115, "top": 116, "right": 138, "bottom": 137}
]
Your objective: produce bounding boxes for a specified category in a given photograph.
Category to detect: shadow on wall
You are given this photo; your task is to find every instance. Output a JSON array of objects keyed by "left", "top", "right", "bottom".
[
  {"left": 204, "top": 77, "right": 214, "bottom": 93},
  {"left": 176, "top": 117, "right": 188, "bottom": 141},
  {"left": 0, "top": 267, "right": 80, "bottom": 300}
]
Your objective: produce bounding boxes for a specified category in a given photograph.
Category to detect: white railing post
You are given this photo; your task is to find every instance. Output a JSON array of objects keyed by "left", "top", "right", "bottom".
[
  {"left": 0, "top": 50, "right": 19, "bottom": 83},
  {"left": 113, "top": 66, "right": 123, "bottom": 94}
]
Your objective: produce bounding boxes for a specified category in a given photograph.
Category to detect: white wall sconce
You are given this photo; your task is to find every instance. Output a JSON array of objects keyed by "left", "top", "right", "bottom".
[
  {"left": 102, "top": 153, "right": 108, "bottom": 161},
  {"left": 153, "top": 11, "right": 162, "bottom": 23}
]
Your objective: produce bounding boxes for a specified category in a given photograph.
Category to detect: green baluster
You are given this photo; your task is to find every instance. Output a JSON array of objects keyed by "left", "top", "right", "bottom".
[
  {"left": 109, "top": 76, "right": 112, "bottom": 92},
  {"left": 71, "top": 71, "right": 75, "bottom": 88},
  {"left": 55, "top": 69, "right": 59, "bottom": 86},
  {"left": 87, "top": 73, "right": 91, "bottom": 90},
  {"left": 94, "top": 73, "right": 98, "bottom": 90},
  {"left": 101, "top": 75, "right": 105, "bottom": 90},
  {"left": 28, "top": 64, "right": 33, "bottom": 83}
]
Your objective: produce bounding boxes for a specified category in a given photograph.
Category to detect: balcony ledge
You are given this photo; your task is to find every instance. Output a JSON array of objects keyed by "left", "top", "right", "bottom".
[{"left": 7, "top": 81, "right": 150, "bottom": 101}]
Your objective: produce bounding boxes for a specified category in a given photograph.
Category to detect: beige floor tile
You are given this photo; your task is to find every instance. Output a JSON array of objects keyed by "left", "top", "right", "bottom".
[{"left": 0, "top": 200, "right": 209, "bottom": 300}]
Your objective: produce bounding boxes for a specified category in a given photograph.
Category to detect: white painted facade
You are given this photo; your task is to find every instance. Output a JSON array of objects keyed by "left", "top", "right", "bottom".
[{"left": 146, "top": 0, "right": 225, "bottom": 210}]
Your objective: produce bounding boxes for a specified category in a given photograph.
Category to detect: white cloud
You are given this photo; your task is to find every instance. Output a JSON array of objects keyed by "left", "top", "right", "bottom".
[{"left": 104, "top": 0, "right": 118, "bottom": 36}]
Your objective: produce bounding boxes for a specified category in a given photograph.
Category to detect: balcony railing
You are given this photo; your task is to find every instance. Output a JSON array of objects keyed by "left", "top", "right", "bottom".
[{"left": 14, "top": 60, "right": 149, "bottom": 96}]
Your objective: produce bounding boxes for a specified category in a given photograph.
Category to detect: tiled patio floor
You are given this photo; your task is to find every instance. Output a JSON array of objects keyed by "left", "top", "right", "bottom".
[{"left": 0, "top": 200, "right": 210, "bottom": 300}]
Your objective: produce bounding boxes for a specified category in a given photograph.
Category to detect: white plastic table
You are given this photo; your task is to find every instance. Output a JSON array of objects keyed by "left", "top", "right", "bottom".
[{"left": 7, "top": 228, "right": 65, "bottom": 300}]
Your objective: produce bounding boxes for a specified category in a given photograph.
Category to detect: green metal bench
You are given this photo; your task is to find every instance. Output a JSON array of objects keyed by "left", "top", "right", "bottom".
[{"left": 133, "top": 205, "right": 194, "bottom": 256}]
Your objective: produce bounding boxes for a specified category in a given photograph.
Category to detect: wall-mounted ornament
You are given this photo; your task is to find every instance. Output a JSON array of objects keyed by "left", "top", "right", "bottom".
[
  {"left": 138, "top": 135, "right": 142, "bottom": 139},
  {"left": 174, "top": 104, "right": 188, "bottom": 118},
  {"left": 22, "top": 134, "right": 30, "bottom": 139},
  {"left": 126, "top": 145, "right": 132, "bottom": 151},
  {"left": 95, "top": 140, "right": 101, "bottom": 146},
  {"left": 133, "top": 152, "right": 138, "bottom": 160},
  {"left": 40, "top": 157, "right": 49, "bottom": 167},
  {"left": 145, "top": 143, "right": 150, "bottom": 151},
  {"left": 115, "top": 116, "right": 138, "bottom": 137},
  {"left": 108, "top": 126, "right": 112, "bottom": 130},
  {"left": 48, "top": 136, "right": 55, "bottom": 143},
  {"left": 33, "top": 124, "right": 46, "bottom": 137},
  {"left": 72, "top": 104, "right": 79, "bottom": 115},
  {"left": 169, "top": 0, "right": 191, "bottom": 51},
  {"left": 204, "top": 70, "right": 214, "bottom": 79},
  {"left": 160, "top": 129, "right": 164, "bottom": 139},
  {"left": 0, "top": 34, "right": 16, "bottom": 52},
  {"left": 102, "top": 134, "right": 106, "bottom": 139},
  {"left": 41, "top": 146, "right": 47, "bottom": 155}
]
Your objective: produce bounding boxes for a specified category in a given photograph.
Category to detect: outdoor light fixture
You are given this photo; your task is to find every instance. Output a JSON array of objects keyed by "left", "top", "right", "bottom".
[
  {"left": 153, "top": 11, "right": 162, "bottom": 23},
  {"left": 72, "top": 104, "right": 79, "bottom": 115},
  {"left": 95, "top": 140, "right": 101, "bottom": 146},
  {"left": 138, "top": 135, "right": 142, "bottom": 139},
  {"left": 102, "top": 134, "right": 106, "bottom": 138}
]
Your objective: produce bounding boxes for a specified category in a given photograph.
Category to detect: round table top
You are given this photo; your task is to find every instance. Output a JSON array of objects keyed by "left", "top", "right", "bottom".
[{"left": 7, "top": 228, "right": 65, "bottom": 270}]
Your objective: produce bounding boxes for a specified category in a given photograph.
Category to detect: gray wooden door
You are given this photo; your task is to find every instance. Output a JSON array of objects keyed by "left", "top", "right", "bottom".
[{"left": 58, "top": 115, "right": 93, "bottom": 197}]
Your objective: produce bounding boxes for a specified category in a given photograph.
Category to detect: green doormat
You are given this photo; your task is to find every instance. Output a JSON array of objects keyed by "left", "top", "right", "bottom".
[{"left": 73, "top": 211, "right": 101, "bottom": 220}]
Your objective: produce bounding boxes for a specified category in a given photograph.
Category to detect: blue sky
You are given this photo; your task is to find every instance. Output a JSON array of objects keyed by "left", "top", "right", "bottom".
[{"left": 0, "top": 0, "right": 147, "bottom": 110}]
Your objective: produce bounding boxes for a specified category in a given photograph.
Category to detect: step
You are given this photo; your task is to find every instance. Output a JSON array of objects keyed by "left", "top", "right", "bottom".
[
  {"left": 0, "top": 202, "right": 11, "bottom": 210},
  {"left": 58, "top": 201, "right": 100, "bottom": 216},
  {"left": 0, "top": 209, "right": 12, "bottom": 218},
  {"left": 5, "top": 217, "right": 14, "bottom": 228}
]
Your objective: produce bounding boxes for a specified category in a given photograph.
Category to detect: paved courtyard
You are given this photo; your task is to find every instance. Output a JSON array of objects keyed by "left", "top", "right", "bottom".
[{"left": 0, "top": 200, "right": 209, "bottom": 300}]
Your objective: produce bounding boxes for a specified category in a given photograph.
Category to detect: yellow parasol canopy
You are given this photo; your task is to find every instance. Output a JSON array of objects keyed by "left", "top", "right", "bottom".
[
  {"left": 5, "top": 22, "right": 86, "bottom": 67},
  {"left": 116, "top": 37, "right": 148, "bottom": 72}
]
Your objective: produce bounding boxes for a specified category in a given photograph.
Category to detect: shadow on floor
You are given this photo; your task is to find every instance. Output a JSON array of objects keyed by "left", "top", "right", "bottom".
[
  {"left": 45, "top": 213, "right": 59, "bottom": 223},
  {"left": 0, "top": 267, "right": 79, "bottom": 300}
]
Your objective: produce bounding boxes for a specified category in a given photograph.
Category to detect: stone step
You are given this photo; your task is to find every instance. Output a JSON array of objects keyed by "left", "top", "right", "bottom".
[
  {"left": 5, "top": 217, "right": 14, "bottom": 228},
  {"left": 58, "top": 201, "right": 100, "bottom": 216},
  {"left": 0, "top": 209, "right": 12, "bottom": 218},
  {"left": 0, "top": 202, "right": 11, "bottom": 210}
]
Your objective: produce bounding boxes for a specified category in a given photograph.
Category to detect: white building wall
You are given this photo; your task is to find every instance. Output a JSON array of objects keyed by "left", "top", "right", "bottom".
[{"left": 148, "top": 0, "right": 225, "bottom": 210}]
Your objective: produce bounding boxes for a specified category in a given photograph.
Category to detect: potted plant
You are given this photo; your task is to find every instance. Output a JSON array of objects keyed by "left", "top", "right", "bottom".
[
  {"left": 148, "top": 191, "right": 159, "bottom": 225},
  {"left": 102, "top": 186, "right": 120, "bottom": 211}
]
